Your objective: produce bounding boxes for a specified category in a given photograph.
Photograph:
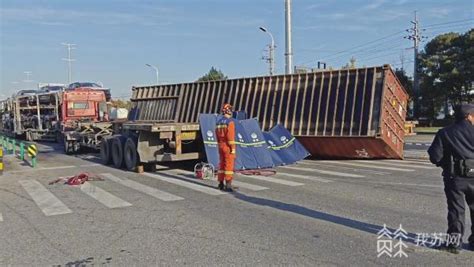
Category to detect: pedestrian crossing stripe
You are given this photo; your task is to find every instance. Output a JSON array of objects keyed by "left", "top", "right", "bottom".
[{"left": 27, "top": 144, "right": 37, "bottom": 157}]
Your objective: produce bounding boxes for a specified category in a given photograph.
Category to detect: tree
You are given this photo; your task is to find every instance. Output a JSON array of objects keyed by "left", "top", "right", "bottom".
[
  {"left": 418, "top": 29, "right": 473, "bottom": 121},
  {"left": 395, "top": 68, "right": 413, "bottom": 100},
  {"left": 110, "top": 99, "right": 132, "bottom": 110},
  {"left": 197, "top": 67, "right": 227, "bottom": 82},
  {"left": 342, "top": 57, "right": 357, "bottom": 69}
]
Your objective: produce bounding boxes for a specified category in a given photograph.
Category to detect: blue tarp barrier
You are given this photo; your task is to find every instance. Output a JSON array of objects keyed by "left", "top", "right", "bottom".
[
  {"left": 238, "top": 119, "right": 274, "bottom": 169},
  {"left": 263, "top": 124, "right": 311, "bottom": 165},
  {"left": 199, "top": 114, "right": 309, "bottom": 170},
  {"left": 199, "top": 114, "right": 220, "bottom": 169},
  {"left": 233, "top": 111, "right": 247, "bottom": 120}
]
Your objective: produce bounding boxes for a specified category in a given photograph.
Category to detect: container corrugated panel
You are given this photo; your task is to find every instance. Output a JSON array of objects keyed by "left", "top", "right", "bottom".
[{"left": 130, "top": 65, "right": 408, "bottom": 159}]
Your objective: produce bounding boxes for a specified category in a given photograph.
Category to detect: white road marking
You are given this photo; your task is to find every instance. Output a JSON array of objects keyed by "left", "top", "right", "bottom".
[
  {"left": 275, "top": 172, "right": 333, "bottom": 183},
  {"left": 80, "top": 182, "right": 132, "bottom": 208},
  {"left": 282, "top": 165, "right": 365, "bottom": 178},
  {"left": 301, "top": 161, "right": 389, "bottom": 175},
  {"left": 172, "top": 170, "right": 269, "bottom": 191},
  {"left": 363, "top": 180, "right": 443, "bottom": 188},
  {"left": 231, "top": 180, "right": 269, "bottom": 191},
  {"left": 80, "top": 163, "right": 101, "bottom": 167},
  {"left": 19, "top": 180, "right": 73, "bottom": 216},
  {"left": 241, "top": 175, "right": 304, "bottom": 186},
  {"left": 101, "top": 173, "right": 184, "bottom": 201},
  {"left": 0, "top": 213, "right": 3, "bottom": 222},
  {"left": 386, "top": 160, "right": 433, "bottom": 166},
  {"left": 354, "top": 160, "right": 436, "bottom": 169},
  {"left": 8, "top": 165, "right": 76, "bottom": 173},
  {"left": 319, "top": 161, "right": 415, "bottom": 172},
  {"left": 142, "top": 172, "right": 227, "bottom": 196}
]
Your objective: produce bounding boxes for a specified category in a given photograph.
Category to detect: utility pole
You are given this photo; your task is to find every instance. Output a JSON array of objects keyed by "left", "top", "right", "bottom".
[
  {"left": 405, "top": 11, "right": 424, "bottom": 118},
  {"left": 23, "top": 71, "right": 33, "bottom": 84},
  {"left": 61, "top": 43, "right": 76, "bottom": 84},
  {"left": 285, "top": 0, "right": 293, "bottom": 74},
  {"left": 399, "top": 51, "right": 405, "bottom": 71},
  {"left": 259, "top": 27, "right": 275, "bottom": 75}
]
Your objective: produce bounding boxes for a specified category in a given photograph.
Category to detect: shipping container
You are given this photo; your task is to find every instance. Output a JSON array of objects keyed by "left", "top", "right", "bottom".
[{"left": 130, "top": 65, "right": 408, "bottom": 159}]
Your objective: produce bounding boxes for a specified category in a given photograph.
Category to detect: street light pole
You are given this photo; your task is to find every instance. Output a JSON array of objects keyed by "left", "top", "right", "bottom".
[
  {"left": 259, "top": 27, "right": 275, "bottom": 75},
  {"left": 145, "top": 64, "right": 159, "bottom": 85}
]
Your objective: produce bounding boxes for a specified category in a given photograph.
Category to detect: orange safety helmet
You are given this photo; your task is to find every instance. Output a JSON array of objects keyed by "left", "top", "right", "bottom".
[{"left": 221, "top": 103, "right": 233, "bottom": 115}]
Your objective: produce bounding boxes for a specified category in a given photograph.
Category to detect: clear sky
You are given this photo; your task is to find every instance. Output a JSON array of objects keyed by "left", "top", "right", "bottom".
[{"left": 1, "top": 0, "right": 473, "bottom": 99}]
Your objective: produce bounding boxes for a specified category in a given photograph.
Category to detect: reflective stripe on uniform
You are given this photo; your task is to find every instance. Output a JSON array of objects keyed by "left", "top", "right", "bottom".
[{"left": 216, "top": 125, "right": 228, "bottom": 129}]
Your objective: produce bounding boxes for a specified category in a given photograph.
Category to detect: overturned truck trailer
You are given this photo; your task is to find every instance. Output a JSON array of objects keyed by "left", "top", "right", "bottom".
[{"left": 129, "top": 64, "right": 408, "bottom": 160}]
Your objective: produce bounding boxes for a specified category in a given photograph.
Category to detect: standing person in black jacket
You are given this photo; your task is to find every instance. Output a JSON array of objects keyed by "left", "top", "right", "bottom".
[{"left": 428, "top": 104, "right": 474, "bottom": 254}]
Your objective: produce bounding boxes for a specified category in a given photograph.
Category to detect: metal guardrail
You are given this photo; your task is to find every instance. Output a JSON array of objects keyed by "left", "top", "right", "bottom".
[{"left": 0, "top": 135, "right": 38, "bottom": 168}]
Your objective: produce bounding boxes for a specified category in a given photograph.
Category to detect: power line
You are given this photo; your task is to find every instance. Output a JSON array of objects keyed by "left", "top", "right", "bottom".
[
  {"left": 296, "top": 18, "right": 473, "bottom": 67},
  {"left": 424, "top": 18, "right": 473, "bottom": 28},
  {"left": 297, "top": 30, "right": 406, "bottom": 65}
]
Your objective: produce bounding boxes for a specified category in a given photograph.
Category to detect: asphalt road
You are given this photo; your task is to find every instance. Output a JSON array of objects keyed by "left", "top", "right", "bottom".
[{"left": 1, "top": 141, "right": 473, "bottom": 266}]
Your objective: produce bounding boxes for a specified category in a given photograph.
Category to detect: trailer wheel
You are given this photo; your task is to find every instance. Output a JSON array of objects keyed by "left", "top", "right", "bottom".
[
  {"left": 64, "top": 139, "right": 72, "bottom": 154},
  {"left": 100, "top": 138, "right": 112, "bottom": 165},
  {"left": 124, "top": 138, "right": 140, "bottom": 171},
  {"left": 111, "top": 136, "right": 126, "bottom": 168}
]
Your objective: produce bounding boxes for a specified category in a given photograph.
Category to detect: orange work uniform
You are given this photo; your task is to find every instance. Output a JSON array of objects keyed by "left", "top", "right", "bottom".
[{"left": 216, "top": 117, "right": 236, "bottom": 182}]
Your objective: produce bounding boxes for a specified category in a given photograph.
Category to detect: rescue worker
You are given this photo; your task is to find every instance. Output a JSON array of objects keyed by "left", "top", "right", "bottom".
[
  {"left": 216, "top": 103, "right": 236, "bottom": 192},
  {"left": 428, "top": 104, "right": 474, "bottom": 254}
]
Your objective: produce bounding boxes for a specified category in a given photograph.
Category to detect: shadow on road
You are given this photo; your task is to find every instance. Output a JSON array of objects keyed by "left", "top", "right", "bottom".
[{"left": 231, "top": 191, "right": 448, "bottom": 250}]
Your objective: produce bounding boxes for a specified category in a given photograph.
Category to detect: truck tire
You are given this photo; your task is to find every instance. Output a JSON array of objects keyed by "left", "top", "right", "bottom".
[
  {"left": 124, "top": 137, "right": 139, "bottom": 171},
  {"left": 100, "top": 138, "right": 112, "bottom": 165},
  {"left": 111, "top": 136, "right": 126, "bottom": 168},
  {"left": 64, "top": 139, "right": 72, "bottom": 154}
]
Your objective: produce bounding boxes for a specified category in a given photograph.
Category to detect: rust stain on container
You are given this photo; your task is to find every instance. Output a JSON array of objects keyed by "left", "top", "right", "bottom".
[{"left": 129, "top": 65, "right": 409, "bottom": 159}]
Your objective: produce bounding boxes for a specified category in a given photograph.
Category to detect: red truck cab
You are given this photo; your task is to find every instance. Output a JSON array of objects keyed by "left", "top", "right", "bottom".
[{"left": 61, "top": 89, "right": 108, "bottom": 128}]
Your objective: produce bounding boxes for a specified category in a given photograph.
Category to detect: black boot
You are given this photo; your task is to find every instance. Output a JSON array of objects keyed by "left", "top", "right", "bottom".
[
  {"left": 218, "top": 182, "right": 224, "bottom": 190},
  {"left": 469, "top": 241, "right": 474, "bottom": 251},
  {"left": 437, "top": 244, "right": 461, "bottom": 254},
  {"left": 224, "top": 181, "right": 233, "bottom": 192}
]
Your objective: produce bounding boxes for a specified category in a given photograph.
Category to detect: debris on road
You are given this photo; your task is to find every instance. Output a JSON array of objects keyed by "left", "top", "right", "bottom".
[{"left": 49, "top": 172, "right": 104, "bottom": 185}]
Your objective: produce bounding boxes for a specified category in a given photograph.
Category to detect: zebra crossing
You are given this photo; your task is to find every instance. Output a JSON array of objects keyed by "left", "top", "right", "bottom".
[{"left": 0, "top": 158, "right": 435, "bottom": 222}]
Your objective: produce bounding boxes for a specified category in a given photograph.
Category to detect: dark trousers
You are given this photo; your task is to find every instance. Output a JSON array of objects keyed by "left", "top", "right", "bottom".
[{"left": 444, "top": 177, "right": 474, "bottom": 246}]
